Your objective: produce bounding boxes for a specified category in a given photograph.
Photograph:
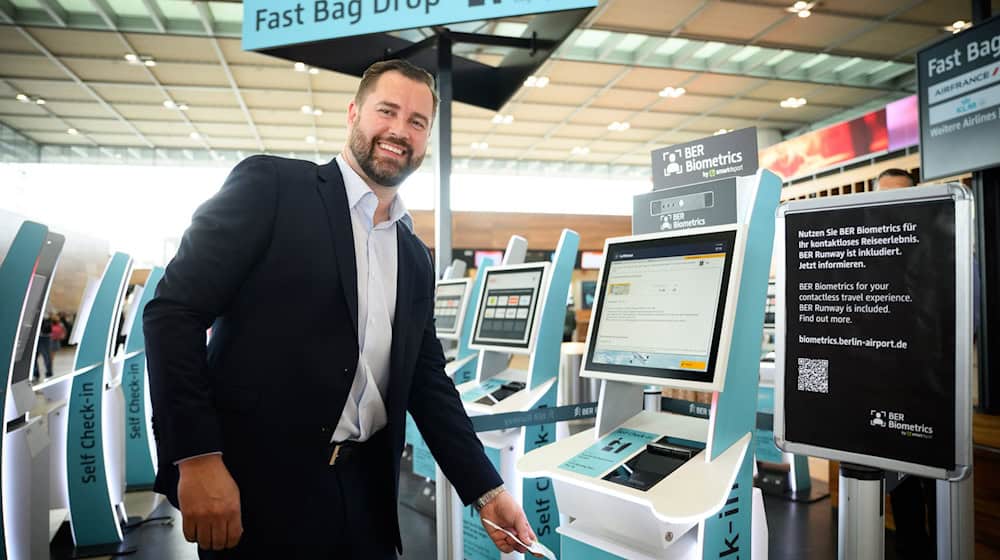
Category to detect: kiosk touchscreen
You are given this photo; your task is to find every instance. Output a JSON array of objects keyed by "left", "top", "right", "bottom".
[
  {"left": 469, "top": 263, "right": 546, "bottom": 355},
  {"left": 434, "top": 279, "right": 471, "bottom": 340},
  {"left": 583, "top": 229, "right": 740, "bottom": 392}
]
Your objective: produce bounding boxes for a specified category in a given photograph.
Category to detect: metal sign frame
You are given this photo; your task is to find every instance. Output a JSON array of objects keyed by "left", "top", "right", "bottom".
[{"left": 773, "top": 183, "right": 974, "bottom": 481}]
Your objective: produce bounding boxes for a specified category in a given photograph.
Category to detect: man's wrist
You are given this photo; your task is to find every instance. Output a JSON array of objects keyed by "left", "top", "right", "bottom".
[{"left": 475, "top": 485, "right": 506, "bottom": 511}]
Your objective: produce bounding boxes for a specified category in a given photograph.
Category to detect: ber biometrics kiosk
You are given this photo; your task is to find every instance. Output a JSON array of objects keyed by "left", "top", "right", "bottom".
[
  {"left": 519, "top": 167, "right": 780, "bottom": 559},
  {"left": 441, "top": 230, "right": 578, "bottom": 560}
]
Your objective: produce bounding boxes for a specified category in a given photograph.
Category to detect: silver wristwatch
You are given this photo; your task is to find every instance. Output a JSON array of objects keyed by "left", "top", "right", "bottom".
[{"left": 474, "top": 485, "right": 506, "bottom": 511}]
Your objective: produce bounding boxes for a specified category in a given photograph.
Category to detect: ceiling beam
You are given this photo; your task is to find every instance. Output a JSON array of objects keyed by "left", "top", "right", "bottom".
[
  {"left": 141, "top": 0, "right": 167, "bottom": 34},
  {"left": 36, "top": 0, "right": 67, "bottom": 27},
  {"left": 7, "top": 25, "right": 154, "bottom": 148},
  {"left": 87, "top": 0, "right": 118, "bottom": 30},
  {"left": 195, "top": 3, "right": 265, "bottom": 153}
]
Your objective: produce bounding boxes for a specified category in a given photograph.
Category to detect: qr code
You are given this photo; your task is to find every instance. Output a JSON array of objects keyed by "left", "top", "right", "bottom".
[{"left": 797, "top": 358, "right": 829, "bottom": 393}]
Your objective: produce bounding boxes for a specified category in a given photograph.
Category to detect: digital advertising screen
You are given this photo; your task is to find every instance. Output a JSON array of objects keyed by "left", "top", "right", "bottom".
[
  {"left": 471, "top": 264, "right": 547, "bottom": 352},
  {"left": 584, "top": 229, "right": 737, "bottom": 388},
  {"left": 434, "top": 279, "right": 470, "bottom": 339}
]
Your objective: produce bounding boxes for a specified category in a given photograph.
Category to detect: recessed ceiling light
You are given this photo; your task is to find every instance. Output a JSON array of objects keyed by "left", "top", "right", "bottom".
[
  {"left": 144, "top": 59, "right": 156, "bottom": 67},
  {"left": 608, "top": 121, "right": 631, "bottom": 132},
  {"left": 163, "top": 100, "right": 177, "bottom": 109},
  {"left": 124, "top": 53, "right": 138, "bottom": 63},
  {"left": 659, "top": 86, "right": 686, "bottom": 98},
  {"left": 780, "top": 97, "right": 807, "bottom": 108},
  {"left": 67, "top": 128, "right": 78, "bottom": 135},
  {"left": 189, "top": 131, "right": 201, "bottom": 140},
  {"left": 15, "top": 93, "right": 29, "bottom": 103},
  {"left": 34, "top": 98, "right": 46, "bottom": 105},
  {"left": 471, "top": 142, "right": 489, "bottom": 151},
  {"left": 305, "top": 135, "right": 317, "bottom": 144},
  {"left": 301, "top": 105, "right": 313, "bottom": 114},
  {"left": 308, "top": 67, "right": 319, "bottom": 75},
  {"left": 523, "top": 75, "right": 550, "bottom": 88},
  {"left": 787, "top": 1, "right": 815, "bottom": 17},
  {"left": 491, "top": 114, "right": 514, "bottom": 125},
  {"left": 946, "top": 20, "right": 971, "bottom": 33},
  {"left": 713, "top": 128, "right": 732, "bottom": 136},
  {"left": 312, "top": 108, "right": 323, "bottom": 116},
  {"left": 294, "top": 62, "right": 306, "bottom": 72},
  {"left": 571, "top": 146, "right": 590, "bottom": 156}
]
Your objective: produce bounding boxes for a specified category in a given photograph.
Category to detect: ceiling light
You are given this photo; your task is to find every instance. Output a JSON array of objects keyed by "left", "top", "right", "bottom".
[
  {"left": 571, "top": 146, "right": 590, "bottom": 156},
  {"left": 608, "top": 121, "right": 631, "bottom": 132},
  {"left": 780, "top": 97, "right": 807, "bottom": 108},
  {"left": 946, "top": 20, "right": 971, "bottom": 33},
  {"left": 178, "top": 103, "right": 189, "bottom": 111},
  {"left": 189, "top": 131, "right": 201, "bottom": 140},
  {"left": 713, "top": 128, "right": 732, "bottom": 136},
  {"left": 523, "top": 75, "right": 550, "bottom": 88},
  {"left": 659, "top": 86, "right": 686, "bottom": 98},
  {"left": 124, "top": 53, "right": 138, "bottom": 63},
  {"left": 312, "top": 108, "right": 323, "bottom": 116},
  {"left": 67, "top": 128, "right": 78, "bottom": 135},
  {"left": 294, "top": 62, "right": 306, "bottom": 72},
  {"left": 35, "top": 98, "right": 46, "bottom": 105},
  {"left": 492, "top": 114, "right": 513, "bottom": 125},
  {"left": 471, "top": 142, "right": 489, "bottom": 151},
  {"left": 16, "top": 93, "right": 29, "bottom": 103},
  {"left": 308, "top": 67, "right": 319, "bottom": 75},
  {"left": 301, "top": 105, "right": 313, "bottom": 114},
  {"left": 163, "top": 99, "right": 176, "bottom": 109},
  {"left": 787, "top": 1, "right": 815, "bottom": 17},
  {"left": 305, "top": 135, "right": 317, "bottom": 144},
  {"left": 144, "top": 59, "right": 156, "bottom": 67}
]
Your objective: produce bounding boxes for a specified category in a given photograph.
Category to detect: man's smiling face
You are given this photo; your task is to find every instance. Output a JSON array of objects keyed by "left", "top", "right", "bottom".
[{"left": 347, "top": 70, "right": 434, "bottom": 188}]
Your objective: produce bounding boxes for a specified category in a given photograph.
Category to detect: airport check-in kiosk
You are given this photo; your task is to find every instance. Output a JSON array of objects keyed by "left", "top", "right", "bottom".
[
  {"left": 519, "top": 167, "right": 780, "bottom": 559},
  {"left": 774, "top": 184, "right": 974, "bottom": 560},
  {"left": 441, "top": 229, "right": 578, "bottom": 560},
  {"left": 1, "top": 221, "right": 64, "bottom": 560}
]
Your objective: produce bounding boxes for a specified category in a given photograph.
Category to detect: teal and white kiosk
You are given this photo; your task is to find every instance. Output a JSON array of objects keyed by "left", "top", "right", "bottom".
[
  {"left": 440, "top": 229, "right": 577, "bottom": 560},
  {"left": 1, "top": 220, "right": 64, "bottom": 560},
  {"left": 519, "top": 155, "right": 779, "bottom": 558}
]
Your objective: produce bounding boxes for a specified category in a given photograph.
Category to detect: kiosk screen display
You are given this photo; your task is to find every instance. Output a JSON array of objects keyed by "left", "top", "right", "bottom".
[
  {"left": 585, "top": 230, "right": 736, "bottom": 385},
  {"left": 471, "top": 265, "right": 546, "bottom": 351},
  {"left": 434, "top": 280, "right": 468, "bottom": 338}
]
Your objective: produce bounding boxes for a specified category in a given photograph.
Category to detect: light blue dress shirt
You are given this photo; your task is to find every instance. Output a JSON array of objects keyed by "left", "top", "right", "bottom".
[{"left": 333, "top": 155, "right": 413, "bottom": 442}]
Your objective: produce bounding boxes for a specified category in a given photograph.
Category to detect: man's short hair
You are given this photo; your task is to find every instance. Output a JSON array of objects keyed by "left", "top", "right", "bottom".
[
  {"left": 355, "top": 59, "right": 438, "bottom": 117},
  {"left": 876, "top": 168, "right": 916, "bottom": 187}
]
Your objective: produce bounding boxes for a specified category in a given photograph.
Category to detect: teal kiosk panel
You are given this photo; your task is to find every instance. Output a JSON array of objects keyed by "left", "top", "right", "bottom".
[
  {"left": 66, "top": 252, "right": 132, "bottom": 547},
  {"left": 122, "top": 267, "right": 164, "bottom": 489},
  {"left": 0, "top": 221, "right": 49, "bottom": 560}
]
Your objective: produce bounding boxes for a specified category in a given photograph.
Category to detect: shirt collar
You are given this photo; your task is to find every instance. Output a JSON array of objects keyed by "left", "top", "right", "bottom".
[{"left": 336, "top": 154, "right": 412, "bottom": 230}]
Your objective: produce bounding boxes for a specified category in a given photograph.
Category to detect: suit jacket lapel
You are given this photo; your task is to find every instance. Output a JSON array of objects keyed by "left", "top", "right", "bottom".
[
  {"left": 390, "top": 226, "right": 416, "bottom": 380},
  {"left": 316, "top": 161, "right": 359, "bottom": 339}
]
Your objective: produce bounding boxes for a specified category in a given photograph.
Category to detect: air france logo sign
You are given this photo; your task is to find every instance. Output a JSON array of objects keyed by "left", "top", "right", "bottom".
[
  {"left": 243, "top": 0, "right": 597, "bottom": 51},
  {"left": 651, "top": 127, "right": 758, "bottom": 190}
]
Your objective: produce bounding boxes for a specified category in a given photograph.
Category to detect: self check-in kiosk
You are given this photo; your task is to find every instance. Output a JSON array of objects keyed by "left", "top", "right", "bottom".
[
  {"left": 519, "top": 128, "right": 777, "bottom": 559},
  {"left": 439, "top": 229, "right": 578, "bottom": 560},
  {"left": 2, "top": 221, "right": 64, "bottom": 560}
]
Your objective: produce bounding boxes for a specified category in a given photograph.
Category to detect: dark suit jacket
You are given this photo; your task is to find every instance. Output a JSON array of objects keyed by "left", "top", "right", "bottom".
[{"left": 143, "top": 155, "right": 501, "bottom": 550}]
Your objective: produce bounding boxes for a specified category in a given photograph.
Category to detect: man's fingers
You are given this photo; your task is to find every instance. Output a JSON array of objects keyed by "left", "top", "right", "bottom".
[
  {"left": 211, "top": 519, "right": 227, "bottom": 551},
  {"left": 516, "top": 516, "right": 535, "bottom": 544},
  {"left": 226, "top": 515, "right": 243, "bottom": 549},
  {"left": 182, "top": 514, "right": 197, "bottom": 543}
]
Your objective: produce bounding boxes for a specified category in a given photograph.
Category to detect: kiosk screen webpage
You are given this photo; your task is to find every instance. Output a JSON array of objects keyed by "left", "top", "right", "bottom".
[
  {"left": 472, "top": 266, "right": 545, "bottom": 350},
  {"left": 586, "top": 231, "right": 736, "bottom": 385},
  {"left": 434, "top": 281, "right": 467, "bottom": 336}
]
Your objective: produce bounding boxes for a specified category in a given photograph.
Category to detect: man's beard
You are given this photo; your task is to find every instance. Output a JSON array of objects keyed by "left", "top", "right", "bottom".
[{"left": 349, "top": 127, "right": 423, "bottom": 187}]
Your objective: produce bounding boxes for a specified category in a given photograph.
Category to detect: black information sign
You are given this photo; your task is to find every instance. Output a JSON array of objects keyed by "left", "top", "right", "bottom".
[
  {"left": 784, "top": 200, "right": 956, "bottom": 470},
  {"left": 918, "top": 14, "right": 1000, "bottom": 180},
  {"left": 650, "top": 127, "right": 758, "bottom": 190},
  {"left": 632, "top": 177, "right": 738, "bottom": 234}
]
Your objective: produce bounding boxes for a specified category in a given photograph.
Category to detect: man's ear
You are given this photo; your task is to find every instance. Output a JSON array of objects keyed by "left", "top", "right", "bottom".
[{"left": 347, "top": 99, "right": 358, "bottom": 128}]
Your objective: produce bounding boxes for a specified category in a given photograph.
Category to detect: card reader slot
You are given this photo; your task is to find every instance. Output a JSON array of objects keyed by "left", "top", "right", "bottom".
[
  {"left": 474, "top": 381, "right": 527, "bottom": 406},
  {"left": 601, "top": 437, "right": 701, "bottom": 491}
]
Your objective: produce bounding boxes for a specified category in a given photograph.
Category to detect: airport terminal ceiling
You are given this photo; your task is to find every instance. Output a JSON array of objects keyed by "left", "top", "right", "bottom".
[{"left": 0, "top": 0, "right": 997, "bottom": 176}]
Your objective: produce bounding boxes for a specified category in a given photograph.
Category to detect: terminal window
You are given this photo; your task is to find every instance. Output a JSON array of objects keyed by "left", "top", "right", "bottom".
[
  {"left": 587, "top": 231, "right": 735, "bottom": 383},
  {"left": 472, "top": 267, "right": 545, "bottom": 349},
  {"left": 434, "top": 281, "right": 467, "bottom": 335}
]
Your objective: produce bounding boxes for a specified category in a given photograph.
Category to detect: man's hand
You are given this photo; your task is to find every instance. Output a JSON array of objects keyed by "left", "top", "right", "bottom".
[
  {"left": 480, "top": 490, "right": 538, "bottom": 556},
  {"left": 177, "top": 454, "right": 243, "bottom": 550}
]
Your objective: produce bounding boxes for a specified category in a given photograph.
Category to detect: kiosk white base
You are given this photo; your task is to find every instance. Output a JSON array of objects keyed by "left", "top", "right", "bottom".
[
  {"left": 519, "top": 410, "right": 759, "bottom": 558},
  {"left": 3, "top": 415, "right": 50, "bottom": 560}
]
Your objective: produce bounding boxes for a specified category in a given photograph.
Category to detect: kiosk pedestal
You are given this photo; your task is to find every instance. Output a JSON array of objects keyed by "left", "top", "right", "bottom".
[{"left": 838, "top": 464, "right": 884, "bottom": 560}]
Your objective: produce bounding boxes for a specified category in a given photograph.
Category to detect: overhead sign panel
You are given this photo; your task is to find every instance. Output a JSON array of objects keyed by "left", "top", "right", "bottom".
[
  {"left": 243, "top": 0, "right": 597, "bottom": 51},
  {"left": 650, "top": 127, "right": 758, "bottom": 190},
  {"left": 918, "top": 14, "right": 1000, "bottom": 180}
]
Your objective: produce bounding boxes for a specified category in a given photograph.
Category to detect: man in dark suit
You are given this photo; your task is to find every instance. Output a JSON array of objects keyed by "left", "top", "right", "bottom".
[{"left": 144, "top": 59, "right": 536, "bottom": 559}]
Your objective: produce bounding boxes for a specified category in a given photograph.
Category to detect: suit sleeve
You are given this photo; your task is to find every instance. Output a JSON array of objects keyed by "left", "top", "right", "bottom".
[
  {"left": 407, "top": 269, "right": 503, "bottom": 506},
  {"left": 143, "top": 155, "right": 279, "bottom": 464}
]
